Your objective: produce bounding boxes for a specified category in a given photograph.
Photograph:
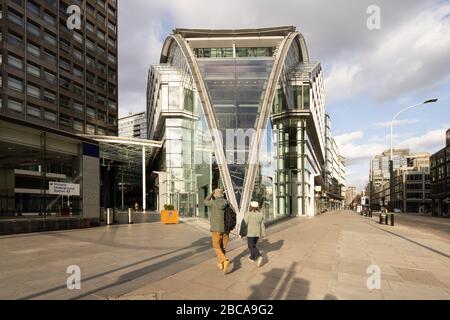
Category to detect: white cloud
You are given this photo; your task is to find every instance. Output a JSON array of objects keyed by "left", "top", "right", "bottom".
[
  {"left": 368, "top": 132, "right": 411, "bottom": 144},
  {"left": 374, "top": 119, "right": 420, "bottom": 128},
  {"left": 340, "top": 142, "right": 387, "bottom": 163},
  {"left": 334, "top": 130, "right": 364, "bottom": 146},
  {"left": 397, "top": 125, "right": 450, "bottom": 152},
  {"left": 118, "top": 0, "right": 438, "bottom": 117},
  {"left": 325, "top": 3, "right": 450, "bottom": 103}
]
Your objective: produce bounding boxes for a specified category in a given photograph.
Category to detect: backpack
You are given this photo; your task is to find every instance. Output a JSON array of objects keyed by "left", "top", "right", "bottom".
[{"left": 224, "top": 204, "right": 237, "bottom": 233}]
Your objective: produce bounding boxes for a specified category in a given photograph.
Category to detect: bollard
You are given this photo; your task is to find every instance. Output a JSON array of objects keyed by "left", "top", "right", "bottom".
[
  {"left": 107, "top": 208, "right": 113, "bottom": 225},
  {"left": 128, "top": 208, "right": 133, "bottom": 225},
  {"left": 380, "top": 213, "right": 387, "bottom": 225},
  {"left": 390, "top": 213, "right": 395, "bottom": 226}
]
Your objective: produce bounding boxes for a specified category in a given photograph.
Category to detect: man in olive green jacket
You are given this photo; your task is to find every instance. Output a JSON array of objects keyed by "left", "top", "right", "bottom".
[{"left": 204, "top": 189, "right": 231, "bottom": 274}]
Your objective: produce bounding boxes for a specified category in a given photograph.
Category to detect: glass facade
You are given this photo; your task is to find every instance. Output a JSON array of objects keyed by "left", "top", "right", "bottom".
[
  {"left": 198, "top": 58, "right": 274, "bottom": 205},
  {"left": 0, "top": 122, "right": 85, "bottom": 220},
  {"left": 148, "top": 27, "right": 344, "bottom": 222},
  {"left": 150, "top": 42, "right": 221, "bottom": 217}
]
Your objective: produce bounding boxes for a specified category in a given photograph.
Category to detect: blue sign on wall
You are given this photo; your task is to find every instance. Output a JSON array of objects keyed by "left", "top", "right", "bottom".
[{"left": 83, "top": 143, "right": 100, "bottom": 158}]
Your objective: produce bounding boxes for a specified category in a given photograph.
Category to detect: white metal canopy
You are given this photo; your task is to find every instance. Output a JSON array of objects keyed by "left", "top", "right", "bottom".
[{"left": 78, "top": 135, "right": 162, "bottom": 211}]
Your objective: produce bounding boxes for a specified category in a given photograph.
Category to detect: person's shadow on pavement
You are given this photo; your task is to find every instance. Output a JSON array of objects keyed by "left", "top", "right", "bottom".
[{"left": 229, "top": 239, "right": 284, "bottom": 273}]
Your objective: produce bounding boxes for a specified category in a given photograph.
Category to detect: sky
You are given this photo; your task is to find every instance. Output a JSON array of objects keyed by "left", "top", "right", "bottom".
[{"left": 118, "top": 0, "right": 450, "bottom": 191}]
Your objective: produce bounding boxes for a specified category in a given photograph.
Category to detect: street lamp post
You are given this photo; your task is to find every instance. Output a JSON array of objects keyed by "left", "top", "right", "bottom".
[{"left": 389, "top": 98, "right": 438, "bottom": 212}]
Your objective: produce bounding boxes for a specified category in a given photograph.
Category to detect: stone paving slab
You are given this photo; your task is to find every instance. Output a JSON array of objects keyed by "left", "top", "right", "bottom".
[
  {"left": 1, "top": 210, "right": 449, "bottom": 300},
  {"left": 120, "top": 211, "right": 450, "bottom": 300}
]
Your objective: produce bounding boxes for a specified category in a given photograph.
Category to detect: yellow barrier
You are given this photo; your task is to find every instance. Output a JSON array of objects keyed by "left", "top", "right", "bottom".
[{"left": 161, "top": 210, "right": 179, "bottom": 224}]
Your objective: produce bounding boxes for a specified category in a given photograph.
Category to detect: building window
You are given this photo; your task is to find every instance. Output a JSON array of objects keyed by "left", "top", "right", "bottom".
[
  {"left": 27, "top": 1, "right": 40, "bottom": 16},
  {"left": 73, "top": 84, "right": 83, "bottom": 96},
  {"left": 87, "top": 107, "right": 96, "bottom": 118},
  {"left": 60, "top": 95, "right": 70, "bottom": 108},
  {"left": 27, "top": 83, "right": 41, "bottom": 98},
  {"left": 7, "top": 55, "right": 23, "bottom": 70},
  {"left": 27, "top": 21, "right": 41, "bottom": 37},
  {"left": 108, "top": 21, "right": 116, "bottom": 33},
  {"left": 86, "top": 21, "right": 94, "bottom": 33},
  {"left": 60, "top": 76, "right": 70, "bottom": 90},
  {"left": 7, "top": 32, "right": 23, "bottom": 48},
  {"left": 44, "top": 70, "right": 56, "bottom": 84},
  {"left": 73, "top": 31, "right": 83, "bottom": 44},
  {"left": 74, "top": 120, "right": 84, "bottom": 132},
  {"left": 109, "top": 115, "right": 117, "bottom": 126},
  {"left": 73, "top": 49, "right": 83, "bottom": 61},
  {"left": 27, "top": 63, "right": 41, "bottom": 77},
  {"left": 73, "top": 67, "right": 84, "bottom": 78},
  {"left": 60, "top": 114, "right": 71, "bottom": 127},
  {"left": 87, "top": 90, "right": 95, "bottom": 101},
  {"left": 108, "top": 100, "right": 117, "bottom": 110},
  {"left": 86, "top": 4, "right": 94, "bottom": 16},
  {"left": 86, "top": 124, "right": 95, "bottom": 134},
  {"left": 98, "top": 13, "right": 105, "bottom": 25},
  {"left": 27, "top": 104, "right": 41, "bottom": 118},
  {"left": 97, "top": 29, "right": 105, "bottom": 41},
  {"left": 43, "top": 89, "right": 56, "bottom": 104},
  {"left": 44, "top": 50, "right": 56, "bottom": 64},
  {"left": 59, "top": 58, "right": 71, "bottom": 71},
  {"left": 8, "top": 76, "right": 23, "bottom": 92},
  {"left": 44, "top": 110, "right": 56, "bottom": 122},
  {"left": 43, "top": 12, "right": 56, "bottom": 26},
  {"left": 44, "top": 32, "right": 57, "bottom": 46},
  {"left": 108, "top": 37, "right": 115, "bottom": 47},
  {"left": 98, "top": 111, "right": 106, "bottom": 122},
  {"left": 7, "top": 98, "right": 23, "bottom": 112},
  {"left": 27, "top": 42, "right": 40, "bottom": 57},
  {"left": 60, "top": 39, "right": 70, "bottom": 52},
  {"left": 108, "top": 5, "right": 115, "bottom": 17},
  {"left": 73, "top": 101, "right": 84, "bottom": 113},
  {"left": 107, "top": 53, "right": 116, "bottom": 64},
  {"left": 86, "top": 38, "right": 95, "bottom": 51},
  {"left": 7, "top": 10, "right": 23, "bottom": 27}
]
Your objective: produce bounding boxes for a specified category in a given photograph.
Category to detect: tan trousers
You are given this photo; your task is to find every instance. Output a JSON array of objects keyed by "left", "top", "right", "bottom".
[{"left": 211, "top": 232, "right": 229, "bottom": 264}]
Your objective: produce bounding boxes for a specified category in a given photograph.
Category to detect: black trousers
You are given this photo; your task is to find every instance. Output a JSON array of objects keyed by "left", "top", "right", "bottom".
[{"left": 247, "top": 237, "right": 261, "bottom": 260}]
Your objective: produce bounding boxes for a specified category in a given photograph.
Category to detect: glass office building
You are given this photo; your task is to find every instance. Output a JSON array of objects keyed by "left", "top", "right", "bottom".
[{"left": 147, "top": 27, "right": 345, "bottom": 223}]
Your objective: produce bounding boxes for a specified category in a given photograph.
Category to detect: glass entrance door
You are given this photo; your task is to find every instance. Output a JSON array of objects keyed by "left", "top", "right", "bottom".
[{"left": 177, "top": 193, "right": 194, "bottom": 217}]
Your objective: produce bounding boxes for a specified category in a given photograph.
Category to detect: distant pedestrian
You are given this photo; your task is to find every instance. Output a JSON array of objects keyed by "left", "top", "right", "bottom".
[
  {"left": 204, "top": 189, "right": 232, "bottom": 274},
  {"left": 240, "top": 201, "right": 266, "bottom": 267}
]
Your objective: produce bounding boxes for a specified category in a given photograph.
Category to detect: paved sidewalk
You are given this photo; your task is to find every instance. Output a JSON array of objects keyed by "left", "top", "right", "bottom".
[
  {"left": 0, "top": 218, "right": 222, "bottom": 300},
  {"left": 0, "top": 210, "right": 449, "bottom": 300},
  {"left": 121, "top": 210, "right": 450, "bottom": 300}
]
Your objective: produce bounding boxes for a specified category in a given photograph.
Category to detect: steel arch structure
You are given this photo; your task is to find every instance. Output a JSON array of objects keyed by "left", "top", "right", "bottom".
[{"left": 159, "top": 27, "right": 310, "bottom": 225}]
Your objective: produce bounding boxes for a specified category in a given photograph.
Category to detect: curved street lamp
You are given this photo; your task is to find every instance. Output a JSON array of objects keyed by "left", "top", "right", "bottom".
[
  {"left": 390, "top": 99, "right": 439, "bottom": 161},
  {"left": 389, "top": 98, "right": 438, "bottom": 211}
]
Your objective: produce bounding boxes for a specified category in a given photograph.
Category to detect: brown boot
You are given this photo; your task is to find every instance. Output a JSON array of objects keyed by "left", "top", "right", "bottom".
[{"left": 223, "top": 260, "right": 232, "bottom": 274}]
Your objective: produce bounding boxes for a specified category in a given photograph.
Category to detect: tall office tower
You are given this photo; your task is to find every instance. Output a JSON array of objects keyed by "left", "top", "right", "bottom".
[{"left": 0, "top": 0, "right": 118, "bottom": 136}]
